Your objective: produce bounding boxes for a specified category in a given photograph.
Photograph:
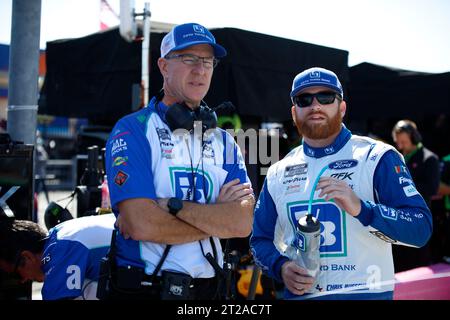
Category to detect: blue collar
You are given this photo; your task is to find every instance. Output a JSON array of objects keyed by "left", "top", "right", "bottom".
[
  {"left": 148, "top": 96, "right": 170, "bottom": 124},
  {"left": 302, "top": 125, "right": 352, "bottom": 158}
]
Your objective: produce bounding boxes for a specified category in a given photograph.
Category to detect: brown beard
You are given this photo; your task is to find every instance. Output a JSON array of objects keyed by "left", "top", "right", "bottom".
[{"left": 296, "top": 108, "right": 342, "bottom": 139}]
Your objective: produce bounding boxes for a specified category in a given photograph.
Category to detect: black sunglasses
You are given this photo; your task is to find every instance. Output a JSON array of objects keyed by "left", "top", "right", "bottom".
[{"left": 292, "top": 91, "right": 341, "bottom": 108}]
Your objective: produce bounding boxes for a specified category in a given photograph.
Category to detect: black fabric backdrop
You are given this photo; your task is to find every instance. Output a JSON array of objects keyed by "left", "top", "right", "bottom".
[
  {"left": 347, "top": 62, "right": 450, "bottom": 121},
  {"left": 39, "top": 29, "right": 142, "bottom": 126},
  {"left": 39, "top": 27, "right": 349, "bottom": 126}
]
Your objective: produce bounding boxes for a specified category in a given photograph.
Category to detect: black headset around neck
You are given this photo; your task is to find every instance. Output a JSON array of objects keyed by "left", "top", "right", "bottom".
[{"left": 155, "top": 90, "right": 218, "bottom": 133}]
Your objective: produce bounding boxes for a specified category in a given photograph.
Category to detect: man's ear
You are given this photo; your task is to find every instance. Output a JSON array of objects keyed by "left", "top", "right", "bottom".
[
  {"left": 157, "top": 57, "right": 168, "bottom": 78},
  {"left": 21, "top": 250, "right": 39, "bottom": 265},
  {"left": 291, "top": 106, "right": 297, "bottom": 126},
  {"left": 340, "top": 100, "right": 347, "bottom": 118}
]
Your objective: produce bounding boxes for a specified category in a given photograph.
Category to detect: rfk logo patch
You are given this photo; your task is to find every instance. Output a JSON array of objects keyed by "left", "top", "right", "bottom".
[{"left": 114, "top": 170, "right": 129, "bottom": 186}]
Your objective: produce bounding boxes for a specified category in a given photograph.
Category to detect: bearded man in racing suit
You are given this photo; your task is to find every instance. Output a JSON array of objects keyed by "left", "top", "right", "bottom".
[{"left": 250, "top": 67, "right": 432, "bottom": 300}]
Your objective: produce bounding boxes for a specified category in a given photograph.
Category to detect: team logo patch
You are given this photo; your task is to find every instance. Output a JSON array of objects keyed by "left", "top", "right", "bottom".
[
  {"left": 399, "top": 176, "right": 413, "bottom": 185},
  {"left": 284, "top": 163, "right": 308, "bottom": 177},
  {"left": 156, "top": 127, "right": 175, "bottom": 159},
  {"left": 169, "top": 167, "right": 213, "bottom": 203},
  {"left": 112, "top": 156, "right": 128, "bottom": 167},
  {"left": 287, "top": 200, "right": 347, "bottom": 257},
  {"left": 330, "top": 172, "right": 354, "bottom": 181},
  {"left": 203, "top": 140, "right": 215, "bottom": 158},
  {"left": 111, "top": 138, "right": 128, "bottom": 156},
  {"left": 114, "top": 170, "right": 129, "bottom": 186},
  {"left": 403, "top": 184, "right": 419, "bottom": 197},
  {"left": 379, "top": 204, "right": 398, "bottom": 220},
  {"left": 328, "top": 160, "right": 358, "bottom": 170},
  {"left": 193, "top": 24, "right": 205, "bottom": 33},
  {"left": 394, "top": 165, "right": 407, "bottom": 174},
  {"left": 156, "top": 128, "right": 171, "bottom": 140},
  {"left": 310, "top": 71, "right": 320, "bottom": 78}
]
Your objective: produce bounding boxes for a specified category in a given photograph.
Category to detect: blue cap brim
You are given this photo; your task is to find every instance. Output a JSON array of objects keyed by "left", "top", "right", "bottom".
[
  {"left": 290, "top": 83, "right": 343, "bottom": 97},
  {"left": 169, "top": 41, "right": 227, "bottom": 58}
]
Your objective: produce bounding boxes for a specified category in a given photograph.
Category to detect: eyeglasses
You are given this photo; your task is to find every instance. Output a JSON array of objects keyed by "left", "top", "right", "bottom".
[
  {"left": 165, "top": 53, "right": 219, "bottom": 69},
  {"left": 292, "top": 91, "right": 341, "bottom": 108}
]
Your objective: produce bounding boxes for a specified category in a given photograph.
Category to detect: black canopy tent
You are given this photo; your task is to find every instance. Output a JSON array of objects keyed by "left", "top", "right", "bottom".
[
  {"left": 38, "top": 29, "right": 142, "bottom": 126},
  {"left": 38, "top": 27, "right": 349, "bottom": 126},
  {"left": 347, "top": 62, "right": 450, "bottom": 156},
  {"left": 348, "top": 62, "right": 450, "bottom": 120}
]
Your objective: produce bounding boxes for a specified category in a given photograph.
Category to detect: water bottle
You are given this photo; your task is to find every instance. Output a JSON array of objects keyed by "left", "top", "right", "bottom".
[
  {"left": 294, "top": 214, "right": 321, "bottom": 280},
  {"left": 100, "top": 175, "right": 111, "bottom": 213}
]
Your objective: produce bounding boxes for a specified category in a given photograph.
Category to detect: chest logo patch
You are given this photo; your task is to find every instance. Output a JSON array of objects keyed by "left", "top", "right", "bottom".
[
  {"left": 287, "top": 200, "right": 347, "bottom": 257},
  {"left": 169, "top": 167, "right": 213, "bottom": 203},
  {"left": 328, "top": 160, "right": 358, "bottom": 170}
]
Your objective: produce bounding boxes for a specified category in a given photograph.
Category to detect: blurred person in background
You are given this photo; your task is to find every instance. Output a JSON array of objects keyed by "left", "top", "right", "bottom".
[{"left": 392, "top": 119, "right": 440, "bottom": 272}]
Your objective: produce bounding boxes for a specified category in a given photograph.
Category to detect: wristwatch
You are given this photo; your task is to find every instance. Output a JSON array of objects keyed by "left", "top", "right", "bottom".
[{"left": 167, "top": 197, "right": 183, "bottom": 215}]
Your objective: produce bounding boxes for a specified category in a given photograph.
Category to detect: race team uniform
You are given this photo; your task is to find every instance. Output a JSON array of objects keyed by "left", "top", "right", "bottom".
[
  {"left": 41, "top": 214, "right": 115, "bottom": 300},
  {"left": 251, "top": 126, "right": 432, "bottom": 300},
  {"left": 106, "top": 97, "right": 250, "bottom": 279}
]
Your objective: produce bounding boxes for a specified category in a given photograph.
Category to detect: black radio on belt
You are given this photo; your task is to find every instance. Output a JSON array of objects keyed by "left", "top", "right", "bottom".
[
  {"left": 116, "top": 266, "right": 146, "bottom": 289},
  {"left": 160, "top": 270, "right": 193, "bottom": 300}
]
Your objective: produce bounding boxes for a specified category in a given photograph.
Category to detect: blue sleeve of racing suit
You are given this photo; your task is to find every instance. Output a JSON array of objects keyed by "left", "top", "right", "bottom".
[
  {"left": 221, "top": 130, "right": 250, "bottom": 185},
  {"left": 356, "top": 150, "right": 433, "bottom": 247},
  {"left": 250, "top": 179, "right": 289, "bottom": 283},
  {"left": 106, "top": 114, "right": 157, "bottom": 211}
]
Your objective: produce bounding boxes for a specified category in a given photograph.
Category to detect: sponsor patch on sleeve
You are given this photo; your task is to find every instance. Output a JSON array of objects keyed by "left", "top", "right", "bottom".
[
  {"left": 403, "top": 184, "right": 419, "bottom": 197},
  {"left": 114, "top": 170, "right": 129, "bottom": 186},
  {"left": 394, "top": 165, "right": 408, "bottom": 174}
]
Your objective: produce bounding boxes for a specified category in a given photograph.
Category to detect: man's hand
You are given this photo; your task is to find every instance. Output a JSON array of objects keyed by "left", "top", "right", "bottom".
[
  {"left": 217, "top": 178, "right": 253, "bottom": 203},
  {"left": 316, "top": 177, "right": 361, "bottom": 217},
  {"left": 115, "top": 214, "right": 131, "bottom": 239},
  {"left": 281, "top": 261, "right": 315, "bottom": 295}
]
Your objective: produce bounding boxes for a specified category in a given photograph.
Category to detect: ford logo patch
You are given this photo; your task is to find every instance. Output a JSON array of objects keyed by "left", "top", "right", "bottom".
[{"left": 328, "top": 159, "right": 358, "bottom": 170}]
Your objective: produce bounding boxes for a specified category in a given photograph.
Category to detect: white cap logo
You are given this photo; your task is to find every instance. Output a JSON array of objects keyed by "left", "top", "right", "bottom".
[
  {"left": 310, "top": 71, "right": 320, "bottom": 78},
  {"left": 193, "top": 24, "right": 205, "bottom": 33}
]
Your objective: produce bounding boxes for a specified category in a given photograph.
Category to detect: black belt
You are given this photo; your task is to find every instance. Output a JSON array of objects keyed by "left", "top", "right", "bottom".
[{"left": 142, "top": 273, "right": 216, "bottom": 287}]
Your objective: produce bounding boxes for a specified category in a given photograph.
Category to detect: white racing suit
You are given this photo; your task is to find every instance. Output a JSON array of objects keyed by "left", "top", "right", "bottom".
[{"left": 251, "top": 126, "right": 432, "bottom": 300}]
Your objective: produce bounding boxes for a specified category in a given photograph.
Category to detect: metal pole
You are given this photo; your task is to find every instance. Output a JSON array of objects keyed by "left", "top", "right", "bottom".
[
  {"left": 141, "top": 2, "right": 151, "bottom": 106},
  {"left": 7, "top": 0, "right": 42, "bottom": 145}
]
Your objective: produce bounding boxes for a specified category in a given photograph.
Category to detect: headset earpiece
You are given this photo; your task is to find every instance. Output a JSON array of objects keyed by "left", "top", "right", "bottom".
[
  {"left": 165, "top": 102, "right": 217, "bottom": 133},
  {"left": 44, "top": 201, "right": 74, "bottom": 230},
  {"left": 195, "top": 105, "right": 218, "bottom": 132},
  {"left": 165, "top": 103, "right": 196, "bottom": 132},
  {"left": 411, "top": 128, "right": 422, "bottom": 145},
  {"left": 156, "top": 91, "right": 217, "bottom": 133},
  {"left": 393, "top": 120, "right": 422, "bottom": 145}
]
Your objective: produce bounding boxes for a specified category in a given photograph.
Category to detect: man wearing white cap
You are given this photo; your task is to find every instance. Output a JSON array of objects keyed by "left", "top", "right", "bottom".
[
  {"left": 251, "top": 67, "right": 432, "bottom": 300},
  {"left": 103, "top": 23, "right": 254, "bottom": 299}
]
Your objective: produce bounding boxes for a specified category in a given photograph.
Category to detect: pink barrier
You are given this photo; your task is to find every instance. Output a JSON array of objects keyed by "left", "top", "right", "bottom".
[{"left": 394, "top": 263, "right": 450, "bottom": 300}]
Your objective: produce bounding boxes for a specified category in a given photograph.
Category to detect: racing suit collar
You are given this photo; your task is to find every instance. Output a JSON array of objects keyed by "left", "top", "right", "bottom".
[
  {"left": 302, "top": 125, "right": 352, "bottom": 158},
  {"left": 148, "top": 96, "right": 170, "bottom": 124}
]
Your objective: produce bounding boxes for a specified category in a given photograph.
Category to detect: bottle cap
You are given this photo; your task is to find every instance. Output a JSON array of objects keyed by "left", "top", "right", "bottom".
[{"left": 297, "top": 214, "right": 320, "bottom": 233}]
